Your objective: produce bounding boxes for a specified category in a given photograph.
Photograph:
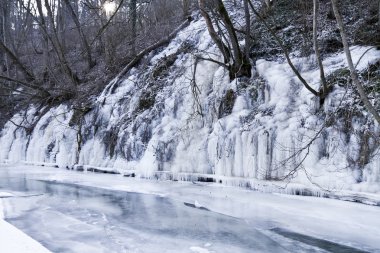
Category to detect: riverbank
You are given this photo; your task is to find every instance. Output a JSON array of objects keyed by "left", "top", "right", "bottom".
[{"left": 0, "top": 192, "right": 51, "bottom": 253}]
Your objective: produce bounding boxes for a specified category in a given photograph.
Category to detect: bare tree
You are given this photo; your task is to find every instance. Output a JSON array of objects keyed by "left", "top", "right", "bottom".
[
  {"left": 0, "top": 0, "right": 198, "bottom": 127},
  {"left": 198, "top": 0, "right": 251, "bottom": 79},
  {"left": 247, "top": 0, "right": 321, "bottom": 97},
  {"left": 63, "top": 0, "right": 95, "bottom": 69},
  {"left": 36, "top": 0, "right": 79, "bottom": 85},
  {"left": 331, "top": 0, "right": 380, "bottom": 125},
  {"left": 199, "top": 0, "right": 231, "bottom": 63}
]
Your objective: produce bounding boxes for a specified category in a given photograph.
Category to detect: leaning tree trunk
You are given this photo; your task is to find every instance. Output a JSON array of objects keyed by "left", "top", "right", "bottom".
[{"left": 331, "top": 0, "right": 380, "bottom": 125}]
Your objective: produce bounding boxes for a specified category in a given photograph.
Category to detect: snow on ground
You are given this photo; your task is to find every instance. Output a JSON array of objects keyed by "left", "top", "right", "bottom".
[
  {"left": 1, "top": 164, "right": 379, "bottom": 252},
  {"left": 0, "top": 219, "right": 52, "bottom": 253},
  {"left": 0, "top": 192, "right": 51, "bottom": 253}
]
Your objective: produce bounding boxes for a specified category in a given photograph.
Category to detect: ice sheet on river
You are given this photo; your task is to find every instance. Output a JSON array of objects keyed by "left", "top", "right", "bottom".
[{"left": 0, "top": 165, "right": 379, "bottom": 253}]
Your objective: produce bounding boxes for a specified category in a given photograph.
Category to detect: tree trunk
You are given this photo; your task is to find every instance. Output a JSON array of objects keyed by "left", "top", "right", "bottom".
[
  {"left": 1, "top": 2, "right": 9, "bottom": 75},
  {"left": 198, "top": 0, "right": 231, "bottom": 63},
  {"left": 183, "top": 0, "right": 190, "bottom": 18},
  {"left": 313, "top": 0, "right": 328, "bottom": 98},
  {"left": 199, "top": 0, "right": 251, "bottom": 79},
  {"left": 129, "top": 0, "right": 137, "bottom": 56},
  {"left": 215, "top": 0, "right": 251, "bottom": 78},
  {"left": 331, "top": 0, "right": 380, "bottom": 125},
  {"left": 0, "top": 6, "right": 3, "bottom": 72},
  {"left": 33, "top": 0, "right": 50, "bottom": 79},
  {"left": 243, "top": 0, "right": 251, "bottom": 59},
  {"left": 63, "top": 0, "right": 95, "bottom": 69},
  {"left": 57, "top": 0, "right": 66, "bottom": 52},
  {"left": 40, "top": 0, "right": 79, "bottom": 85},
  {"left": 0, "top": 4, "right": 5, "bottom": 72},
  {"left": 378, "top": 0, "right": 380, "bottom": 28}
]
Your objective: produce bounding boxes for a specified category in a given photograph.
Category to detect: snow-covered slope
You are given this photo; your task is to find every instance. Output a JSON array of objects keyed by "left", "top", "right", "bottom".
[{"left": 1, "top": 14, "right": 380, "bottom": 195}]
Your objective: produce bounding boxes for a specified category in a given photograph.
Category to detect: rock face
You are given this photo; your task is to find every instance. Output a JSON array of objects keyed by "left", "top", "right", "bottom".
[{"left": 0, "top": 16, "right": 380, "bottom": 194}]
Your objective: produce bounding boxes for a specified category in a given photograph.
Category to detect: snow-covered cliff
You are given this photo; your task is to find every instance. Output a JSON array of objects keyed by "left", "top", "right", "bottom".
[{"left": 1, "top": 15, "right": 380, "bottom": 195}]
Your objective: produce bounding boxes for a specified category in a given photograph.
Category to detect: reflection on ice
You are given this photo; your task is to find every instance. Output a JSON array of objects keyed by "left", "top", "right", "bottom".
[{"left": 0, "top": 172, "right": 288, "bottom": 253}]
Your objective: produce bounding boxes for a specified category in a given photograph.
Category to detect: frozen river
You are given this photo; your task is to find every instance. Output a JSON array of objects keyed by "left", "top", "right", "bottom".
[{"left": 0, "top": 166, "right": 377, "bottom": 253}]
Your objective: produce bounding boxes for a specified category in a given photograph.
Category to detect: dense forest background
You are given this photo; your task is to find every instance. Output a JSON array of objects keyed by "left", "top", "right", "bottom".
[{"left": 0, "top": 0, "right": 192, "bottom": 128}]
